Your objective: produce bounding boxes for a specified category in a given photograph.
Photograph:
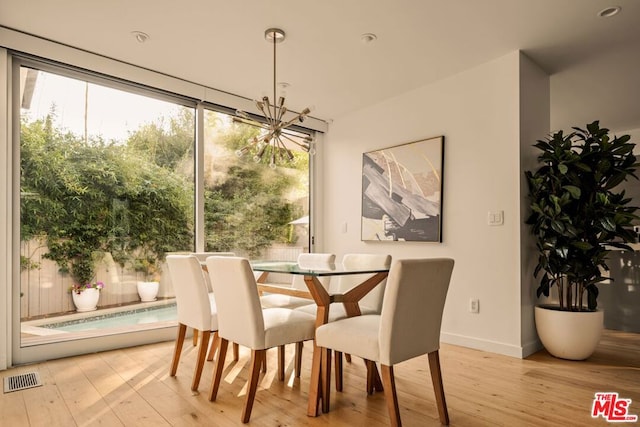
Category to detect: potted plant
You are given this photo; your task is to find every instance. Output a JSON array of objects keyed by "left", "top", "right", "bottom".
[
  {"left": 525, "top": 121, "right": 638, "bottom": 360},
  {"left": 45, "top": 246, "right": 104, "bottom": 312},
  {"left": 133, "top": 250, "right": 162, "bottom": 302}
]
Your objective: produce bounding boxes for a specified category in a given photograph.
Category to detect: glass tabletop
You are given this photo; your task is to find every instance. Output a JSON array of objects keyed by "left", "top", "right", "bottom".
[{"left": 250, "top": 260, "right": 389, "bottom": 277}]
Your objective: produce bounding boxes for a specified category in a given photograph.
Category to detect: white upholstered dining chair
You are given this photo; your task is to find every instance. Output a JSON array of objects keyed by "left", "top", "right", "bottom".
[
  {"left": 166, "top": 254, "right": 218, "bottom": 392},
  {"left": 205, "top": 256, "right": 317, "bottom": 423},
  {"left": 314, "top": 258, "right": 455, "bottom": 426},
  {"left": 260, "top": 252, "right": 335, "bottom": 309},
  {"left": 188, "top": 252, "right": 238, "bottom": 356}
]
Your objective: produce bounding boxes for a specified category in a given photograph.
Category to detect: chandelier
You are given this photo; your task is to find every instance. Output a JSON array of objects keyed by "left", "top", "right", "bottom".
[{"left": 234, "top": 28, "right": 314, "bottom": 168}]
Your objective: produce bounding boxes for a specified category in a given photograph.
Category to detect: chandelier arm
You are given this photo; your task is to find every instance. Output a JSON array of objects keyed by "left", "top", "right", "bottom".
[
  {"left": 276, "top": 112, "right": 308, "bottom": 130},
  {"left": 279, "top": 132, "right": 310, "bottom": 151},
  {"left": 256, "top": 142, "right": 268, "bottom": 159},
  {"left": 237, "top": 136, "right": 261, "bottom": 155},
  {"left": 280, "top": 128, "right": 312, "bottom": 140},
  {"left": 262, "top": 97, "right": 276, "bottom": 127},
  {"left": 276, "top": 98, "right": 287, "bottom": 123},
  {"left": 232, "top": 116, "right": 270, "bottom": 131},
  {"left": 275, "top": 136, "right": 295, "bottom": 160},
  {"left": 255, "top": 101, "right": 268, "bottom": 119}
]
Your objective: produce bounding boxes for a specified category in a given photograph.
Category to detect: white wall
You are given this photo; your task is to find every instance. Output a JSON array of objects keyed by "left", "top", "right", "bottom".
[
  {"left": 322, "top": 51, "right": 549, "bottom": 357},
  {"left": 518, "top": 54, "right": 551, "bottom": 355}
]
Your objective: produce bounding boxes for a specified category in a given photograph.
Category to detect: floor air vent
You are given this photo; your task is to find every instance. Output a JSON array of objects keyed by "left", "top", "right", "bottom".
[{"left": 3, "top": 371, "right": 43, "bottom": 393}]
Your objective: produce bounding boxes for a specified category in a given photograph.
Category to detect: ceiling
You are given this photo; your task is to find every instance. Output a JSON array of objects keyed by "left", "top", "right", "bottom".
[{"left": 1, "top": 0, "right": 640, "bottom": 132}]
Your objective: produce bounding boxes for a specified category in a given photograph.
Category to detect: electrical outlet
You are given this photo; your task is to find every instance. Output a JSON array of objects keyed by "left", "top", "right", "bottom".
[{"left": 469, "top": 298, "right": 479, "bottom": 313}]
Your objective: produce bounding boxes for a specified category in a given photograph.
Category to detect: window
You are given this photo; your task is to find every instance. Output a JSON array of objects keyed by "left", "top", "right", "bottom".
[{"left": 15, "top": 58, "right": 312, "bottom": 359}]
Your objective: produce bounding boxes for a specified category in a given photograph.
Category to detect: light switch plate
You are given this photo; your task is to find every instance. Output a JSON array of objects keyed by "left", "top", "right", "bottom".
[{"left": 487, "top": 210, "right": 504, "bottom": 226}]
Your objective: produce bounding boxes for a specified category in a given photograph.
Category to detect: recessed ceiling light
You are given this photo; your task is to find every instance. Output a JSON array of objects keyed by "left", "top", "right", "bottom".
[
  {"left": 361, "top": 33, "right": 377, "bottom": 44},
  {"left": 131, "top": 31, "right": 150, "bottom": 43},
  {"left": 598, "top": 6, "right": 621, "bottom": 18}
]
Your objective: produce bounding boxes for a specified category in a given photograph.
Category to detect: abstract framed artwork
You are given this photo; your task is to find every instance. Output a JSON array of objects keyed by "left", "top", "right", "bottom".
[{"left": 361, "top": 136, "right": 444, "bottom": 242}]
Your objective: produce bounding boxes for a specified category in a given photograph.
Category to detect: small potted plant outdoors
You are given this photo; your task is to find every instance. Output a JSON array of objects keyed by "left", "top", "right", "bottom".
[
  {"left": 67, "top": 255, "right": 105, "bottom": 312},
  {"left": 43, "top": 237, "right": 106, "bottom": 312},
  {"left": 134, "top": 252, "right": 162, "bottom": 302},
  {"left": 525, "top": 121, "right": 638, "bottom": 360}
]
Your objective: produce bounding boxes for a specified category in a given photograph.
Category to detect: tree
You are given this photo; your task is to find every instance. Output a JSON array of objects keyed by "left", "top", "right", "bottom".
[
  {"left": 126, "top": 107, "right": 195, "bottom": 170},
  {"left": 21, "top": 111, "right": 193, "bottom": 286},
  {"left": 525, "top": 121, "right": 638, "bottom": 310}
]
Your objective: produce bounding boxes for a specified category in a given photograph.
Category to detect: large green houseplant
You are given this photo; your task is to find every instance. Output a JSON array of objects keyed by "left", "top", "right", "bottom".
[{"left": 525, "top": 121, "right": 638, "bottom": 359}]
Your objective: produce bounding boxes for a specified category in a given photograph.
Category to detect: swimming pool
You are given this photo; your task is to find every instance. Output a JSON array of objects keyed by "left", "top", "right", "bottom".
[
  {"left": 38, "top": 303, "right": 178, "bottom": 332},
  {"left": 21, "top": 301, "right": 179, "bottom": 345}
]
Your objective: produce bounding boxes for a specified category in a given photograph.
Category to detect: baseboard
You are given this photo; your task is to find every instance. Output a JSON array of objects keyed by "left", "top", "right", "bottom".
[
  {"left": 521, "top": 338, "right": 543, "bottom": 358},
  {"left": 441, "top": 332, "right": 541, "bottom": 359}
]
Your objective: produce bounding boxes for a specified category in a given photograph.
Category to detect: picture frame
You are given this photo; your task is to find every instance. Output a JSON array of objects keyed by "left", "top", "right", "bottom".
[{"left": 361, "top": 135, "right": 444, "bottom": 242}]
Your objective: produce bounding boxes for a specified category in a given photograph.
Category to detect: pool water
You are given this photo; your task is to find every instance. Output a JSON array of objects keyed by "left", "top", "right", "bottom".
[{"left": 40, "top": 304, "right": 177, "bottom": 332}]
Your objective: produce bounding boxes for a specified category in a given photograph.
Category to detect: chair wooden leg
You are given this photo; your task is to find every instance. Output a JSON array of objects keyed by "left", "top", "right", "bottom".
[
  {"left": 321, "top": 348, "right": 332, "bottom": 413},
  {"left": 334, "top": 351, "right": 343, "bottom": 391},
  {"left": 261, "top": 352, "right": 267, "bottom": 372},
  {"left": 191, "top": 330, "right": 210, "bottom": 391},
  {"left": 278, "top": 345, "right": 285, "bottom": 381},
  {"left": 193, "top": 329, "right": 198, "bottom": 346},
  {"left": 307, "top": 341, "right": 323, "bottom": 417},
  {"left": 206, "top": 332, "right": 218, "bottom": 361},
  {"left": 242, "top": 349, "right": 265, "bottom": 423},
  {"left": 428, "top": 350, "right": 449, "bottom": 425},
  {"left": 170, "top": 323, "right": 187, "bottom": 376},
  {"left": 233, "top": 342, "right": 240, "bottom": 361},
  {"left": 209, "top": 338, "right": 229, "bottom": 401},
  {"left": 381, "top": 365, "right": 402, "bottom": 427},
  {"left": 345, "top": 353, "right": 352, "bottom": 363},
  {"left": 366, "top": 359, "right": 376, "bottom": 395},
  {"left": 295, "top": 341, "right": 303, "bottom": 378}
]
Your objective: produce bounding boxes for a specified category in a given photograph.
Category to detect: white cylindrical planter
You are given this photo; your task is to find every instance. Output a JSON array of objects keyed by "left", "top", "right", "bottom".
[
  {"left": 72, "top": 288, "right": 100, "bottom": 312},
  {"left": 535, "top": 305, "right": 604, "bottom": 360},
  {"left": 137, "top": 281, "right": 160, "bottom": 302}
]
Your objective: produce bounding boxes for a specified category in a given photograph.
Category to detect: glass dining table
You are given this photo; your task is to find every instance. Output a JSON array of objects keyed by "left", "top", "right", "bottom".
[{"left": 250, "top": 260, "right": 390, "bottom": 416}]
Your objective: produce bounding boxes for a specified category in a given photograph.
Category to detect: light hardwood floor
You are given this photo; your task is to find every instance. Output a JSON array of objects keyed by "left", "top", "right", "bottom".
[{"left": 1, "top": 329, "right": 638, "bottom": 426}]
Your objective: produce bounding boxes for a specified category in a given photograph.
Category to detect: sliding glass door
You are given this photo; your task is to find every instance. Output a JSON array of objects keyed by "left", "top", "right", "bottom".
[{"left": 16, "top": 59, "right": 195, "bottom": 359}]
